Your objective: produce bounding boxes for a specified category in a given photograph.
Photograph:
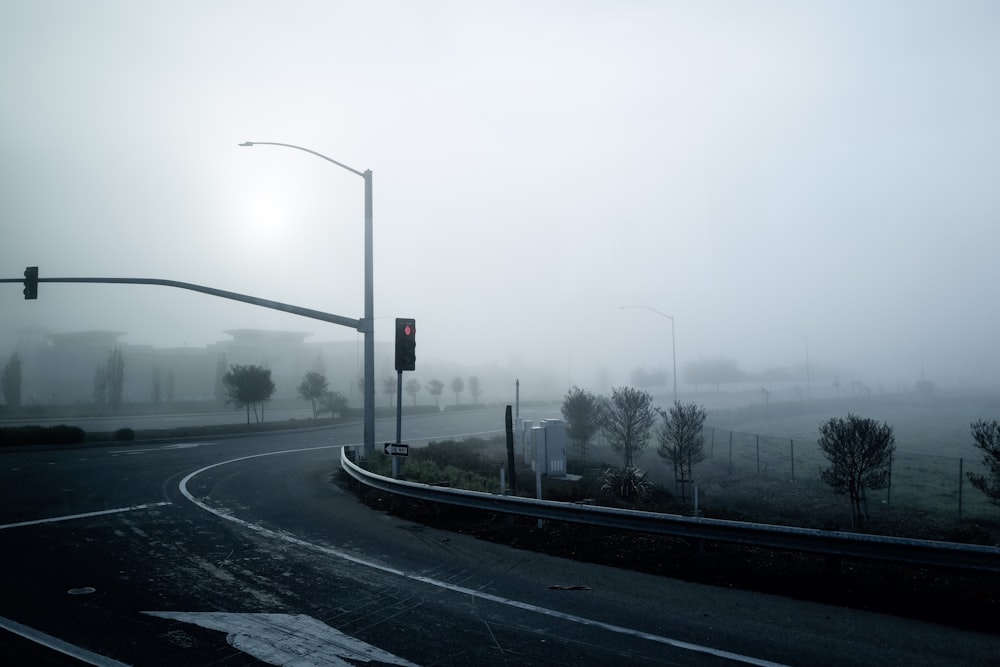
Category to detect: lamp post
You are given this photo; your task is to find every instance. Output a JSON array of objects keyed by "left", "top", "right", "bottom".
[
  {"left": 620, "top": 305, "right": 677, "bottom": 403},
  {"left": 239, "top": 141, "right": 375, "bottom": 460},
  {"left": 775, "top": 329, "right": 810, "bottom": 401}
]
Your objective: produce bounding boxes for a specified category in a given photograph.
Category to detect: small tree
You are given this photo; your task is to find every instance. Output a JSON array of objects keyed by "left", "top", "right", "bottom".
[
  {"left": 404, "top": 378, "right": 422, "bottom": 406},
  {"left": 561, "top": 386, "right": 603, "bottom": 457},
  {"left": 818, "top": 414, "right": 895, "bottom": 531},
  {"left": 223, "top": 364, "right": 276, "bottom": 423},
  {"left": 425, "top": 379, "right": 444, "bottom": 408},
  {"left": 151, "top": 365, "right": 162, "bottom": 405},
  {"left": 604, "top": 386, "right": 656, "bottom": 468},
  {"left": 1, "top": 352, "right": 22, "bottom": 411},
  {"left": 656, "top": 401, "right": 707, "bottom": 501},
  {"left": 450, "top": 376, "right": 465, "bottom": 404},
  {"left": 93, "top": 363, "right": 107, "bottom": 405},
  {"left": 968, "top": 419, "right": 1000, "bottom": 507},
  {"left": 298, "top": 371, "right": 329, "bottom": 419},
  {"left": 382, "top": 376, "right": 397, "bottom": 407},
  {"left": 468, "top": 376, "right": 481, "bottom": 403},
  {"left": 319, "top": 390, "right": 349, "bottom": 418}
]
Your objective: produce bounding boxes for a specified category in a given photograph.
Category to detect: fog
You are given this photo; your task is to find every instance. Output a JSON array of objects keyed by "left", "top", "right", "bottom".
[{"left": 2, "top": 1, "right": 999, "bottom": 403}]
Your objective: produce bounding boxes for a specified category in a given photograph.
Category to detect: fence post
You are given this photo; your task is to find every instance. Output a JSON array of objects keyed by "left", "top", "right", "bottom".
[
  {"left": 886, "top": 450, "right": 893, "bottom": 509},
  {"left": 958, "top": 457, "right": 964, "bottom": 521},
  {"left": 790, "top": 439, "right": 795, "bottom": 483},
  {"left": 756, "top": 434, "right": 760, "bottom": 477},
  {"left": 728, "top": 431, "right": 733, "bottom": 472}
]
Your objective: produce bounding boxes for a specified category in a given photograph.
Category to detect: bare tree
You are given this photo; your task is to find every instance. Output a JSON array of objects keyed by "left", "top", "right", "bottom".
[
  {"left": 968, "top": 419, "right": 1000, "bottom": 507},
  {"left": 425, "top": 379, "right": 444, "bottom": 408},
  {"left": 561, "top": 386, "right": 603, "bottom": 457},
  {"left": 214, "top": 354, "right": 227, "bottom": 404},
  {"left": 106, "top": 348, "right": 125, "bottom": 409},
  {"left": 818, "top": 414, "right": 895, "bottom": 531},
  {"left": 298, "top": 371, "right": 329, "bottom": 419},
  {"left": 604, "top": 386, "right": 656, "bottom": 468},
  {"left": 656, "top": 401, "right": 707, "bottom": 500},
  {"left": 404, "top": 378, "right": 422, "bottom": 406},
  {"left": 450, "top": 376, "right": 465, "bottom": 404},
  {"left": 1, "top": 352, "right": 22, "bottom": 411}
]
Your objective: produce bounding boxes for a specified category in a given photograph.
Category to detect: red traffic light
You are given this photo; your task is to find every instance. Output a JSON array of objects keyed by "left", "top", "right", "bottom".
[{"left": 395, "top": 318, "right": 416, "bottom": 371}]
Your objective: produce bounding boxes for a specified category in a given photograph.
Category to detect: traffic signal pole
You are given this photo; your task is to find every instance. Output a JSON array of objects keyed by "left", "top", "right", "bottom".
[
  {"left": 393, "top": 370, "right": 403, "bottom": 478},
  {"left": 3, "top": 273, "right": 362, "bottom": 329}
]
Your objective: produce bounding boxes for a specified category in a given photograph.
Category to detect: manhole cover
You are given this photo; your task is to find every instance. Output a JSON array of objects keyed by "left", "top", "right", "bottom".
[{"left": 67, "top": 587, "right": 96, "bottom": 595}]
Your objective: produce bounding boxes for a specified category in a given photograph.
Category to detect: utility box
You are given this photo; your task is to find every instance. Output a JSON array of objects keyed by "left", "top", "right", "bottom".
[
  {"left": 528, "top": 419, "right": 567, "bottom": 477},
  {"left": 542, "top": 419, "right": 567, "bottom": 476},
  {"left": 520, "top": 419, "right": 533, "bottom": 465}
]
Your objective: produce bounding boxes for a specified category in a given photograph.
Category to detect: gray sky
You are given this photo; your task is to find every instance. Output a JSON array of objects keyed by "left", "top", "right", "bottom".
[{"left": 2, "top": 1, "right": 999, "bottom": 392}]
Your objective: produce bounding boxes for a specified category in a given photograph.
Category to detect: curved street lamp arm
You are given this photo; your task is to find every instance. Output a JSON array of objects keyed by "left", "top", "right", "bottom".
[
  {"left": 239, "top": 141, "right": 366, "bottom": 178},
  {"left": 620, "top": 305, "right": 673, "bottom": 322}
]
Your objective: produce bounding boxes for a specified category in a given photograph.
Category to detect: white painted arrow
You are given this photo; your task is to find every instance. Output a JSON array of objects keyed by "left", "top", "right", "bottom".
[{"left": 144, "top": 612, "right": 421, "bottom": 667}]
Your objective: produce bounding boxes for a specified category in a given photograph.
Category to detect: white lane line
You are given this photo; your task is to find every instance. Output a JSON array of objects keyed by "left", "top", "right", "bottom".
[
  {"left": 0, "top": 615, "right": 132, "bottom": 667},
  {"left": 0, "top": 502, "right": 171, "bottom": 530},
  {"left": 179, "top": 445, "right": 790, "bottom": 667}
]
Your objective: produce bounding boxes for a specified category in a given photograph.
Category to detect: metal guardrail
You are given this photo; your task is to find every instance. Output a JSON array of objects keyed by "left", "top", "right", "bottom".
[{"left": 340, "top": 449, "right": 1000, "bottom": 573}]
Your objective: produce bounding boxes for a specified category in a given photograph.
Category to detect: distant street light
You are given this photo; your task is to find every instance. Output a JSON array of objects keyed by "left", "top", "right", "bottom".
[
  {"left": 239, "top": 141, "right": 375, "bottom": 460},
  {"left": 775, "top": 329, "right": 810, "bottom": 401},
  {"left": 620, "top": 306, "right": 677, "bottom": 403}
]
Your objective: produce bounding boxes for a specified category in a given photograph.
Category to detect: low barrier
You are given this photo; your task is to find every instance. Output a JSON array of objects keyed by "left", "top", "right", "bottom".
[{"left": 340, "top": 448, "right": 1000, "bottom": 573}]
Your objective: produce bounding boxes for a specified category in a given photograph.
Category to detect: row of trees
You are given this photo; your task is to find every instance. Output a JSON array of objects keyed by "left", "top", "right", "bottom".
[
  {"left": 377, "top": 375, "right": 483, "bottom": 407},
  {"left": 561, "top": 386, "right": 708, "bottom": 500},
  {"left": 561, "top": 386, "right": 1000, "bottom": 531}
]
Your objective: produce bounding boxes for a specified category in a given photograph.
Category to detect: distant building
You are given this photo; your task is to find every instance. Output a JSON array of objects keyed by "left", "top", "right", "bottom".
[{"left": 3, "top": 327, "right": 390, "bottom": 409}]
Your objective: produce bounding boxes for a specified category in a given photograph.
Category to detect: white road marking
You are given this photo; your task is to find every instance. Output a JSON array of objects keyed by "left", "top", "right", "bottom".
[
  {"left": 143, "top": 612, "right": 420, "bottom": 667},
  {"left": 0, "top": 614, "right": 132, "bottom": 667},
  {"left": 113, "top": 441, "right": 216, "bottom": 455},
  {"left": 179, "top": 445, "right": 791, "bottom": 667},
  {"left": 0, "top": 502, "right": 171, "bottom": 530}
]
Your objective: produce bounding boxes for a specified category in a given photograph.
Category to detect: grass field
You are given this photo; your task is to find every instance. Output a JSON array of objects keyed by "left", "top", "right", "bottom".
[{"left": 690, "top": 390, "right": 1000, "bottom": 529}]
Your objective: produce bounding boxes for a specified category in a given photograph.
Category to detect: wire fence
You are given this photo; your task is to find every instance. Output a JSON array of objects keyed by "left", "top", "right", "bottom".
[{"left": 700, "top": 425, "right": 994, "bottom": 523}]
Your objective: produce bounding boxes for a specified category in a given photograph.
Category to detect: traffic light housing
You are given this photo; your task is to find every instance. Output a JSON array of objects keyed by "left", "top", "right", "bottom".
[
  {"left": 23, "top": 266, "right": 38, "bottom": 300},
  {"left": 395, "top": 318, "right": 416, "bottom": 371}
]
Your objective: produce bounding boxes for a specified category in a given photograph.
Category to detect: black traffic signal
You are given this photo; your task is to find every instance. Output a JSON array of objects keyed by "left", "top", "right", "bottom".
[
  {"left": 23, "top": 266, "right": 38, "bottom": 300},
  {"left": 395, "top": 318, "right": 416, "bottom": 371}
]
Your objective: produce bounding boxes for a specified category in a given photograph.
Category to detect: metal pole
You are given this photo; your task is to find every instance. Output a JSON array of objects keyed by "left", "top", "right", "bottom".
[
  {"left": 238, "top": 142, "right": 375, "bottom": 461},
  {"left": 958, "top": 457, "right": 964, "bottom": 521},
  {"left": 393, "top": 369, "right": 402, "bottom": 478},
  {"left": 619, "top": 306, "right": 676, "bottom": 403},
  {"left": 670, "top": 316, "right": 677, "bottom": 403},
  {"left": 363, "top": 170, "right": 375, "bottom": 461}
]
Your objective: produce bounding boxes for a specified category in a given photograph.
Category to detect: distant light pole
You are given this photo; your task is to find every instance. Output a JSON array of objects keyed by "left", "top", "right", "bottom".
[
  {"left": 775, "top": 329, "right": 810, "bottom": 401},
  {"left": 620, "top": 305, "right": 677, "bottom": 403},
  {"left": 239, "top": 141, "right": 375, "bottom": 460}
]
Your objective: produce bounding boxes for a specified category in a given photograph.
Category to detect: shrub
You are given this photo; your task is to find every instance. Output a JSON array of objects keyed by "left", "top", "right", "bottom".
[
  {"left": 600, "top": 465, "right": 652, "bottom": 502},
  {"left": 113, "top": 428, "right": 135, "bottom": 442}
]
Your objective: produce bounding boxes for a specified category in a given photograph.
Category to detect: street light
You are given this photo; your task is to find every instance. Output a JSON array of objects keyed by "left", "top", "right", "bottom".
[
  {"left": 239, "top": 141, "right": 375, "bottom": 460},
  {"left": 774, "top": 329, "right": 810, "bottom": 401},
  {"left": 620, "top": 305, "right": 677, "bottom": 403}
]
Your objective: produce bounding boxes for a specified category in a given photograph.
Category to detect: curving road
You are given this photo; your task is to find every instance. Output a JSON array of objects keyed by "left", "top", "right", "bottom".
[{"left": 0, "top": 410, "right": 994, "bottom": 666}]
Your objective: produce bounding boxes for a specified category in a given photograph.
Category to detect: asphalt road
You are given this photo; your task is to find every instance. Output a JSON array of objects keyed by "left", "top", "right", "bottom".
[{"left": 1, "top": 410, "right": 995, "bottom": 666}]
